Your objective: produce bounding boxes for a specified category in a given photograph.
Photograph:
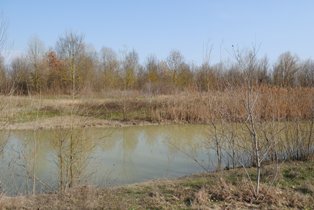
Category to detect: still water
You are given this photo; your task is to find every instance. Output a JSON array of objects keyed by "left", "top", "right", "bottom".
[{"left": 0, "top": 125, "right": 224, "bottom": 195}]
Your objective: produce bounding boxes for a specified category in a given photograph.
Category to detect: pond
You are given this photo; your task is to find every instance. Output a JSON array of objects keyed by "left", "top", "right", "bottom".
[{"left": 0, "top": 124, "right": 227, "bottom": 195}]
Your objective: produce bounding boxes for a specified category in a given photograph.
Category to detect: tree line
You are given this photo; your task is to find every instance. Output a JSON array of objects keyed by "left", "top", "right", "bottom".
[{"left": 0, "top": 32, "right": 313, "bottom": 95}]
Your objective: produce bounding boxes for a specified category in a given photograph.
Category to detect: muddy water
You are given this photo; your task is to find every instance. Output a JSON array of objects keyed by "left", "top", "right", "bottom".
[{"left": 0, "top": 125, "right": 225, "bottom": 195}]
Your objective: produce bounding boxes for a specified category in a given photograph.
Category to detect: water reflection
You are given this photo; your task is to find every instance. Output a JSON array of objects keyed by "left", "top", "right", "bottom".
[{"left": 0, "top": 125, "right": 218, "bottom": 195}]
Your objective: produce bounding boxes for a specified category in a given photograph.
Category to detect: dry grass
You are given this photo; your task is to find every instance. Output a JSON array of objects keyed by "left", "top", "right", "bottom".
[
  {"left": 0, "top": 86, "right": 313, "bottom": 130},
  {"left": 0, "top": 160, "right": 313, "bottom": 209}
]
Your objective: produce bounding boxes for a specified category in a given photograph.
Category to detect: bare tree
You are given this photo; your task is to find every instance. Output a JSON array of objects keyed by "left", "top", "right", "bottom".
[
  {"left": 273, "top": 52, "right": 299, "bottom": 87},
  {"left": 0, "top": 56, "right": 7, "bottom": 93},
  {"left": 100, "top": 47, "right": 120, "bottom": 90},
  {"left": 167, "top": 50, "right": 184, "bottom": 87},
  {"left": 27, "top": 37, "right": 46, "bottom": 93},
  {"left": 232, "top": 47, "right": 282, "bottom": 196},
  {"left": 143, "top": 55, "right": 161, "bottom": 94},
  {"left": 297, "top": 59, "right": 314, "bottom": 87},
  {"left": 10, "top": 56, "right": 31, "bottom": 95},
  {"left": 0, "top": 14, "right": 8, "bottom": 93},
  {"left": 122, "top": 49, "right": 139, "bottom": 90},
  {"left": 56, "top": 32, "right": 85, "bottom": 98}
]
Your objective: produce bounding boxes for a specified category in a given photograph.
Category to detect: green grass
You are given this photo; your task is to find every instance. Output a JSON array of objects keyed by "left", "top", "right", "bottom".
[
  {"left": 279, "top": 161, "right": 314, "bottom": 191},
  {"left": 14, "top": 109, "right": 63, "bottom": 123},
  {"left": 1, "top": 160, "right": 314, "bottom": 209}
]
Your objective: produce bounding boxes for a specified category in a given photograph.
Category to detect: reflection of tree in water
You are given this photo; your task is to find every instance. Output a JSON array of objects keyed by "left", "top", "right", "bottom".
[
  {"left": 96, "top": 128, "right": 118, "bottom": 152},
  {"left": 165, "top": 125, "right": 211, "bottom": 171},
  {"left": 142, "top": 126, "right": 161, "bottom": 146},
  {"left": 51, "top": 128, "right": 95, "bottom": 191},
  {"left": 0, "top": 125, "right": 253, "bottom": 195},
  {"left": 0, "top": 131, "right": 57, "bottom": 195},
  {"left": 119, "top": 127, "right": 139, "bottom": 181},
  {"left": 0, "top": 131, "right": 9, "bottom": 156},
  {"left": 0, "top": 96, "right": 11, "bottom": 154},
  {"left": 83, "top": 128, "right": 118, "bottom": 186},
  {"left": 166, "top": 125, "right": 206, "bottom": 154},
  {"left": 22, "top": 130, "right": 55, "bottom": 194}
]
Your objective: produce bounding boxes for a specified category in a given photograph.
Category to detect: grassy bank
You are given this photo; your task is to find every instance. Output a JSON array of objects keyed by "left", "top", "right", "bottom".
[
  {"left": 1, "top": 160, "right": 313, "bottom": 209},
  {"left": 0, "top": 87, "right": 313, "bottom": 130}
]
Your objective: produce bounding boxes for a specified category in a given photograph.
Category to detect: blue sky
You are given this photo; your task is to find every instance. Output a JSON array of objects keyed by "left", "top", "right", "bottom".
[{"left": 1, "top": 0, "right": 314, "bottom": 64}]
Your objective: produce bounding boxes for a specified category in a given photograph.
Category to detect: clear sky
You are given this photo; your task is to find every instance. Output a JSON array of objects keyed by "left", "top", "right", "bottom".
[{"left": 1, "top": 0, "right": 314, "bottom": 64}]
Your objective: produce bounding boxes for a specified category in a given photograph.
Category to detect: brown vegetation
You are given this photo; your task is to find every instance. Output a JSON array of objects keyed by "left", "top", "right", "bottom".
[
  {"left": 0, "top": 160, "right": 313, "bottom": 209},
  {"left": 1, "top": 86, "right": 312, "bottom": 129},
  {"left": 0, "top": 32, "right": 313, "bottom": 95}
]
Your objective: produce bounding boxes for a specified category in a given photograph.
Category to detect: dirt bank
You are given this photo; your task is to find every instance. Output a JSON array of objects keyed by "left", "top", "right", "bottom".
[{"left": 5, "top": 115, "right": 162, "bottom": 130}]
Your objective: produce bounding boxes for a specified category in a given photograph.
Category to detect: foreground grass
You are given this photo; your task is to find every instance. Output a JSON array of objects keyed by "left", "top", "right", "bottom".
[{"left": 1, "top": 160, "right": 313, "bottom": 209}]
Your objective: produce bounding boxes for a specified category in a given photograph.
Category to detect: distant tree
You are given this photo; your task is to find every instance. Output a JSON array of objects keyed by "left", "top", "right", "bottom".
[
  {"left": 10, "top": 56, "right": 31, "bottom": 95},
  {"left": 46, "top": 50, "right": 66, "bottom": 93},
  {"left": 146, "top": 56, "right": 159, "bottom": 84},
  {"left": 176, "top": 63, "right": 193, "bottom": 90},
  {"left": 0, "top": 56, "right": 6, "bottom": 93},
  {"left": 56, "top": 32, "right": 85, "bottom": 97},
  {"left": 27, "top": 37, "right": 46, "bottom": 93},
  {"left": 224, "top": 65, "right": 244, "bottom": 88},
  {"left": 143, "top": 55, "right": 160, "bottom": 93},
  {"left": 273, "top": 52, "right": 299, "bottom": 87},
  {"left": 122, "top": 49, "right": 139, "bottom": 90},
  {"left": 0, "top": 14, "right": 8, "bottom": 93},
  {"left": 77, "top": 50, "right": 97, "bottom": 92},
  {"left": 167, "top": 50, "right": 184, "bottom": 87},
  {"left": 156, "top": 60, "right": 173, "bottom": 93},
  {"left": 256, "top": 57, "right": 271, "bottom": 85},
  {"left": 230, "top": 48, "right": 271, "bottom": 88},
  {"left": 195, "top": 63, "right": 215, "bottom": 91},
  {"left": 297, "top": 59, "right": 314, "bottom": 87},
  {"left": 100, "top": 47, "right": 120, "bottom": 90}
]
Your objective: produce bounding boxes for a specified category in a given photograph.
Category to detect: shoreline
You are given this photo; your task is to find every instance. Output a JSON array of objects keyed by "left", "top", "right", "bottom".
[
  {"left": 0, "top": 89, "right": 313, "bottom": 131},
  {"left": 0, "top": 160, "right": 313, "bottom": 209},
  {"left": 3, "top": 116, "right": 186, "bottom": 130},
  {"left": 2, "top": 114, "right": 312, "bottom": 131}
]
